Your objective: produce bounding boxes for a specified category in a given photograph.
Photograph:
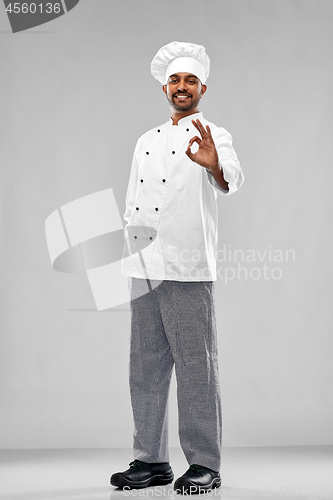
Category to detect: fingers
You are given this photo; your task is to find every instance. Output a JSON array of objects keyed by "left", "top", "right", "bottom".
[
  {"left": 192, "top": 119, "right": 209, "bottom": 137},
  {"left": 186, "top": 136, "right": 200, "bottom": 162},
  {"left": 185, "top": 144, "right": 196, "bottom": 162},
  {"left": 192, "top": 119, "right": 204, "bottom": 137},
  {"left": 188, "top": 135, "right": 201, "bottom": 147}
]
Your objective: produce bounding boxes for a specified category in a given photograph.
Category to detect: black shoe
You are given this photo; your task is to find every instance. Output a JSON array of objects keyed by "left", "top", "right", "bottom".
[
  {"left": 110, "top": 459, "right": 174, "bottom": 489},
  {"left": 174, "top": 464, "right": 221, "bottom": 494}
]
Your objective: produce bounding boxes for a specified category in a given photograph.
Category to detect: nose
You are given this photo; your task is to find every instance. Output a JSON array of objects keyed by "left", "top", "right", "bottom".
[{"left": 177, "top": 79, "right": 188, "bottom": 92}]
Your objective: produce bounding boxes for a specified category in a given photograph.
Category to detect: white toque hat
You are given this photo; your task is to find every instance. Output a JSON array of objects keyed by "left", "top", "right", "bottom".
[{"left": 151, "top": 41, "right": 210, "bottom": 85}]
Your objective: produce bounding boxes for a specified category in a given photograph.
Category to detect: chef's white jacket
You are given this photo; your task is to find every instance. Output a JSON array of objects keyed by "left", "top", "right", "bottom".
[{"left": 121, "top": 112, "right": 244, "bottom": 281}]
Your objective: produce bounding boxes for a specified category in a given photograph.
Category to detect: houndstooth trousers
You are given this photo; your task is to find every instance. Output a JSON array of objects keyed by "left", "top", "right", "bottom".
[{"left": 128, "top": 278, "right": 222, "bottom": 473}]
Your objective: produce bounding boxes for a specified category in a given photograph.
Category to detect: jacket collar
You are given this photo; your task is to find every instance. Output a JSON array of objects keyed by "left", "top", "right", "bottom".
[{"left": 168, "top": 111, "right": 203, "bottom": 127}]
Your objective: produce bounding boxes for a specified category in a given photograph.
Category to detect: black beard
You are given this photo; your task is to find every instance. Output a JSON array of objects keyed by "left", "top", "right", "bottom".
[{"left": 167, "top": 94, "right": 201, "bottom": 112}]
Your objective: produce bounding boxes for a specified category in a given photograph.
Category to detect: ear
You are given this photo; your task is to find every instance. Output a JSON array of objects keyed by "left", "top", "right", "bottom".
[
  {"left": 162, "top": 85, "right": 167, "bottom": 96},
  {"left": 201, "top": 84, "right": 207, "bottom": 97}
]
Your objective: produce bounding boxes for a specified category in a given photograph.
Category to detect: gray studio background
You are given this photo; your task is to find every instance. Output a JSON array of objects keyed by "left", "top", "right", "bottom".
[{"left": 1, "top": 0, "right": 332, "bottom": 450}]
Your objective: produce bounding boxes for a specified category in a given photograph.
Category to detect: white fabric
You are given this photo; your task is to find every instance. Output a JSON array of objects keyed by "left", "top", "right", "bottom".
[
  {"left": 121, "top": 112, "right": 244, "bottom": 281},
  {"left": 165, "top": 57, "right": 206, "bottom": 84},
  {"left": 151, "top": 41, "right": 210, "bottom": 84}
]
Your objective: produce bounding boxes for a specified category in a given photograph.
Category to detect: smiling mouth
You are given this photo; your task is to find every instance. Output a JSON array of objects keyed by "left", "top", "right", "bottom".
[{"left": 174, "top": 94, "right": 191, "bottom": 101}]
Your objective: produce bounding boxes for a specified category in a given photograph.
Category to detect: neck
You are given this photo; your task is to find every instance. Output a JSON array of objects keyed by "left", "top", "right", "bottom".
[{"left": 170, "top": 108, "right": 200, "bottom": 125}]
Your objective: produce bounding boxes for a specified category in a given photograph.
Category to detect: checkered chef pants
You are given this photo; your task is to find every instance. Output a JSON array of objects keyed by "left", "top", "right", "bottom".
[{"left": 128, "top": 278, "right": 222, "bottom": 473}]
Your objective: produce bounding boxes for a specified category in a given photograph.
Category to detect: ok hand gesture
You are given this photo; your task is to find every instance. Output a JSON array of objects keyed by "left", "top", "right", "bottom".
[{"left": 185, "top": 119, "right": 219, "bottom": 172}]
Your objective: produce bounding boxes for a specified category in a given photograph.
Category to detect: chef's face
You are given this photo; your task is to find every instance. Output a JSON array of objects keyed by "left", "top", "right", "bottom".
[{"left": 163, "top": 72, "right": 207, "bottom": 113}]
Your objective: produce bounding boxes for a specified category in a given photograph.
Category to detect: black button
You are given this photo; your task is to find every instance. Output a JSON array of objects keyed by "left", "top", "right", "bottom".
[
  {"left": 155, "top": 207, "right": 158, "bottom": 211},
  {"left": 134, "top": 236, "right": 137, "bottom": 239},
  {"left": 140, "top": 179, "right": 143, "bottom": 182},
  {"left": 162, "top": 179, "right": 166, "bottom": 182},
  {"left": 146, "top": 151, "right": 149, "bottom": 155},
  {"left": 172, "top": 151, "right": 175, "bottom": 154},
  {"left": 157, "top": 129, "right": 160, "bottom": 132},
  {"left": 136, "top": 207, "right": 139, "bottom": 210},
  {"left": 186, "top": 128, "right": 189, "bottom": 132},
  {"left": 149, "top": 236, "right": 153, "bottom": 240}
]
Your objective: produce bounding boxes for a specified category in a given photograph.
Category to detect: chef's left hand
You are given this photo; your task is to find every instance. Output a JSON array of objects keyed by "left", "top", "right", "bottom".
[{"left": 186, "top": 119, "right": 219, "bottom": 172}]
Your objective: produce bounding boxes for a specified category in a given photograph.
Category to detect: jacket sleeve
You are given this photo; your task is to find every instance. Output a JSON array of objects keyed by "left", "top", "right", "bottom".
[
  {"left": 123, "top": 139, "right": 141, "bottom": 224},
  {"left": 206, "top": 127, "right": 244, "bottom": 196}
]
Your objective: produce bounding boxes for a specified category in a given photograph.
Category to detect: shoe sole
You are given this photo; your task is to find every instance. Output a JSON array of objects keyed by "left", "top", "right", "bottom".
[
  {"left": 174, "top": 476, "right": 221, "bottom": 494},
  {"left": 111, "top": 471, "right": 174, "bottom": 489}
]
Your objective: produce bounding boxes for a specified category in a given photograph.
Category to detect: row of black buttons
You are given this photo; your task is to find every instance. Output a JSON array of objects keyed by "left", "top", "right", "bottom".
[
  {"left": 156, "top": 128, "right": 190, "bottom": 132},
  {"left": 135, "top": 207, "right": 159, "bottom": 211},
  {"left": 146, "top": 151, "right": 176, "bottom": 155},
  {"left": 140, "top": 179, "right": 166, "bottom": 183}
]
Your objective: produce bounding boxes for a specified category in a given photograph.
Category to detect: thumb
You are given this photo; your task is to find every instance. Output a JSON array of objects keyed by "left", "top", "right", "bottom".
[{"left": 186, "top": 144, "right": 196, "bottom": 162}]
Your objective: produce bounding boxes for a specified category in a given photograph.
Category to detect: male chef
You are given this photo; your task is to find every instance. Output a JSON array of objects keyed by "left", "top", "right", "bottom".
[{"left": 111, "top": 41, "right": 244, "bottom": 494}]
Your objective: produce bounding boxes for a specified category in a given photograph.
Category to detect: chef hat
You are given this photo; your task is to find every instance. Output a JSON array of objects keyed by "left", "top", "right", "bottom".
[{"left": 151, "top": 41, "right": 210, "bottom": 85}]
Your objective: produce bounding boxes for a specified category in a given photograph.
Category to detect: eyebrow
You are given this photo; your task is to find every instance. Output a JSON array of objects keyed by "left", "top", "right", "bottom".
[{"left": 169, "top": 74, "right": 198, "bottom": 79}]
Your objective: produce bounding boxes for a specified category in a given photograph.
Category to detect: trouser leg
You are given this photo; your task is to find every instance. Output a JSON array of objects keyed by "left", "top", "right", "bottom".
[
  {"left": 157, "top": 281, "right": 222, "bottom": 473},
  {"left": 129, "top": 278, "right": 174, "bottom": 463}
]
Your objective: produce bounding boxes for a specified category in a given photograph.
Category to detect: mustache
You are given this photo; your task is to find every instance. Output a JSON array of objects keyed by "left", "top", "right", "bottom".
[{"left": 173, "top": 93, "right": 192, "bottom": 97}]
